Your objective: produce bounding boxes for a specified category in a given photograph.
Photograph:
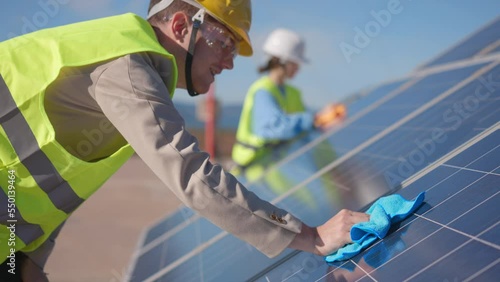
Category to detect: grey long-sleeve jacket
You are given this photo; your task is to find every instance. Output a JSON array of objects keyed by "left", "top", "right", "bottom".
[{"left": 41, "top": 51, "right": 303, "bottom": 261}]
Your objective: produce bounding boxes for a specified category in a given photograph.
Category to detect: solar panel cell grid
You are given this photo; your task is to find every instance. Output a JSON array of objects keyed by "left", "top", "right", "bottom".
[
  {"left": 480, "top": 224, "right": 500, "bottom": 246},
  {"left": 423, "top": 174, "right": 498, "bottom": 224},
  {"left": 448, "top": 192, "right": 499, "bottom": 238},
  {"left": 420, "top": 17, "right": 500, "bottom": 69},
  {"left": 322, "top": 63, "right": 488, "bottom": 154},
  {"left": 446, "top": 130, "right": 500, "bottom": 167},
  {"left": 490, "top": 44, "right": 500, "bottom": 55},
  {"left": 130, "top": 218, "right": 222, "bottom": 282},
  {"left": 155, "top": 237, "right": 295, "bottom": 282},
  {"left": 142, "top": 207, "right": 195, "bottom": 246},
  {"left": 346, "top": 79, "right": 408, "bottom": 116},
  {"left": 253, "top": 129, "right": 499, "bottom": 282}
]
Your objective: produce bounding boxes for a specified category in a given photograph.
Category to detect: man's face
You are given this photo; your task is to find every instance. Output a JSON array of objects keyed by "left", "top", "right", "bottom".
[{"left": 190, "top": 20, "right": 238, "bottom": 94}]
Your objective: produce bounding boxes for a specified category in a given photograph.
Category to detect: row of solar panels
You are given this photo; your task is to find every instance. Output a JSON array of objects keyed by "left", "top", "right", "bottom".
[{"left": 125, "top": 17, "right": 500, "bottom": 282}]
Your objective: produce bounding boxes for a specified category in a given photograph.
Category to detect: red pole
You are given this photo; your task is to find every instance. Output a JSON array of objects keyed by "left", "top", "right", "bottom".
[{"left": 205, "top": 82, "right": 216, "bottom": 159}]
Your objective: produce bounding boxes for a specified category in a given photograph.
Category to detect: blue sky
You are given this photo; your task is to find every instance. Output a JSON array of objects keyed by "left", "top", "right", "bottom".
[{"left": 1, "top": 0, "right": 499, "bottom": 109}]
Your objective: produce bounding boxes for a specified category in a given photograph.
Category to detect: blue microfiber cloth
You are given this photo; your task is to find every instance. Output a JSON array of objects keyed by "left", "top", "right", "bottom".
[{"left": 325, "top": 192, "right": 425, "bottom": 263}]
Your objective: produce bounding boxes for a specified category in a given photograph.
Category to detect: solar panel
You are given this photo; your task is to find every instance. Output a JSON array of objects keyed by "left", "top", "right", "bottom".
[
  {"left": 131, "top": 218, "right": 224, "bottom": 282},
  {"left": 490, "top": 44, "right": 500, "bottom": 56},
  {"left": 143, "top": 128, "right": 499, "bottom": 282},
  {"left": 125, "top": 18, "right": 500, "bottom": 282},
  {"left": 251, "top": 127, "right": 500, "bottom": 281},
  {"left": 342, "top": 79, "right": 408, "bottom": 116},
  {"left": 418, "top": 16, "right": 500, "bottom": 69},
  {"left": 141, "top": 207, "right": 196, "bottom": 247}
]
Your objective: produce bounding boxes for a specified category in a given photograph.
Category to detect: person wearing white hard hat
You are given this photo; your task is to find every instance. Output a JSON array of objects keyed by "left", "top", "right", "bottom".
[
  {"left": 232, "top": 28, "right": 346, "bottom": 170},
  {"left": 0, "top": 1, "right": 366, "bottom": 280}
]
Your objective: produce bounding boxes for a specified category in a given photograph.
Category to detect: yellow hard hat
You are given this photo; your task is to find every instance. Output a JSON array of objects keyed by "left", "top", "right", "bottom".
[
  {"left": 148, "top": 0, "right": 253, "bottom": 56},
  {"left": 197, "top": 0, "right": 253, "bottom": 56}
]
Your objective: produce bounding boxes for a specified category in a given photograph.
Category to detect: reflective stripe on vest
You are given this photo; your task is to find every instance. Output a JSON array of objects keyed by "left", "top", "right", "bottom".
[
  {"left": 0, "top": 76, "right": 85, "bottom": 214},
  {"left": 0, "top": 185, "right": 44, "bottom": 245},
  {"left": 232, "top": 76, "right": 306, "bottom": 166},
  {"left": 0, "top": 13, "right": 178, "bottom": 261}
]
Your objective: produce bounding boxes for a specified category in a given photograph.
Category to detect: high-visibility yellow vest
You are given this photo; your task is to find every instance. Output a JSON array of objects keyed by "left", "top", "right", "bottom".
[
  {"left": 232, "top": 76, "right": 306, "bottom": 167},
  {"left": 0, "top": 13, "right": 177, "bottom": 262}
]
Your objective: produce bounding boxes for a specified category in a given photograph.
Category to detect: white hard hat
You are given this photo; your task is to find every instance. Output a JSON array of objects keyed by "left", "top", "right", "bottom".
[{"left": 262, "top": 28, "right": 308, "bottom": 64}]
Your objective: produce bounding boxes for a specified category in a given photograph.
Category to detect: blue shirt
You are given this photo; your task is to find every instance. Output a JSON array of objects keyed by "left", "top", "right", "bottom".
[{"left": 252, "top": 86, "right": 314, "bottom": 140}]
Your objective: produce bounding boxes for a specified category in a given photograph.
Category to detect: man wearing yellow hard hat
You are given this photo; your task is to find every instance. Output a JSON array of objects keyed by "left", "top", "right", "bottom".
[{"left": 0, "top": 0, "right": 368, "bottom": 280}]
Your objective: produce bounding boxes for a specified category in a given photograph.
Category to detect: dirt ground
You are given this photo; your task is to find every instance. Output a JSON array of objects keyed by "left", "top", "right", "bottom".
[{"left": 44, "top": 155, "right": 183, "bottom": 282}]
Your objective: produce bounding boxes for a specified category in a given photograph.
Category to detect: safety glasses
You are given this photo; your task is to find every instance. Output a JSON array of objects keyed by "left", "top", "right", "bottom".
[{"left": 199, "top": 21, "right": 240, "bottom": 59}]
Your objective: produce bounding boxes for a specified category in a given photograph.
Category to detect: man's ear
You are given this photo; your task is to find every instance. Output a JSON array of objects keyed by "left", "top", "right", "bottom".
[{"left": 170, "top": 12, "right": 190, "bottom": 42}]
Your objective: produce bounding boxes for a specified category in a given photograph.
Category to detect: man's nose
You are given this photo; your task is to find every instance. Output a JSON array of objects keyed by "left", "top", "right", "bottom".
[{"left": 221, "top": 54, "right": 234, "bottom": 70}]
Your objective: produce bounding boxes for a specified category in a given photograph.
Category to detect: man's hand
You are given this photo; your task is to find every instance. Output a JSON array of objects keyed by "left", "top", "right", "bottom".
[
  {"left": 289, "top": 209, "right": 370, "bottom": 256},
  {"left": 315, "top": 209, "right": 370, "bottom": 256}
]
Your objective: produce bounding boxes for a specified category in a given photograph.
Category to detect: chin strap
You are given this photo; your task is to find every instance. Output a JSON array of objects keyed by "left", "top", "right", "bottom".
[{"left": 186, "top": 9, "right": 205, "bottom": 97}]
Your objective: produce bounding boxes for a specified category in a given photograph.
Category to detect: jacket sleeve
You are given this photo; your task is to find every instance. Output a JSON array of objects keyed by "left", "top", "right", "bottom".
[
  {"left": 92, "top": 53, "right": 303, "bottom": 257},
  {"left": 252, "top": 89, "right": 315, "bottom": 140}
]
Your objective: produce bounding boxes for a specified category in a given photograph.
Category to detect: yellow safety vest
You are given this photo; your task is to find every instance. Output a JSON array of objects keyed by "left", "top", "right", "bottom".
[
  {"left": 0, "top": 13, "right": 177, "bottom": 262},
  {"left": 232, "top": 76, "right": 306, "bottom": 167}
]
